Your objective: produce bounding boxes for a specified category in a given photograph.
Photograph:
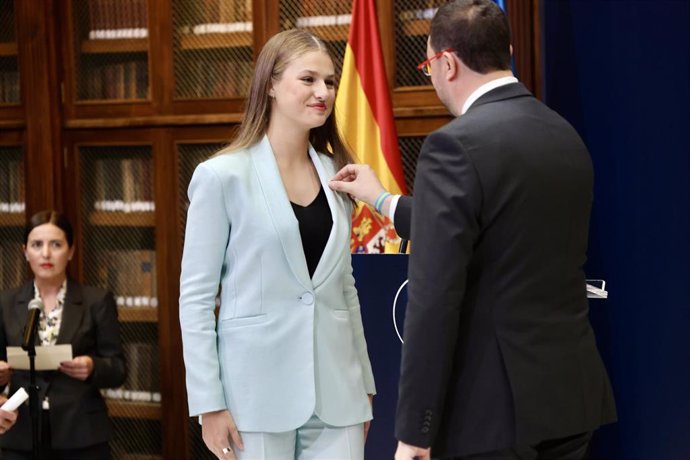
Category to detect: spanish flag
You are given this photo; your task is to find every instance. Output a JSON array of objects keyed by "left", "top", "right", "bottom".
[{"left": 336, "top": 0, "right": 408, "bottom": 253}]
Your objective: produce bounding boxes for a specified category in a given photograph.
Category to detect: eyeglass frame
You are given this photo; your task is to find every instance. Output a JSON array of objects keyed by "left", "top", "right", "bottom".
[{"left": 417, "top": 48, "right": 456, "bottom": 77}]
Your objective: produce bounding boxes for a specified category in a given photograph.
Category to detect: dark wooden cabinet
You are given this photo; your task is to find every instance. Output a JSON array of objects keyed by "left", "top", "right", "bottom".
[{"left": 1, "top": 1, "right": 539, "bottom": 458}]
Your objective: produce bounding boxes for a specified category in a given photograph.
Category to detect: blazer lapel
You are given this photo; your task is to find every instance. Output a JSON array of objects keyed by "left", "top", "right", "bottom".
[
  {"left": 309, "top": 147, "right": 348, "bottom": 288},
  {"left": 251, "top": 136, "right": 312, "bottom": 290},
  {"left": 12, "top": 282, "right": 34, "bottom": 345},
  {"left": 56, "top": 280, "right": 86, "bottom": 345}
]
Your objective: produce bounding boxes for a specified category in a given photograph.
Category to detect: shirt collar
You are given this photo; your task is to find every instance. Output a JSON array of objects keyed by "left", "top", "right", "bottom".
[
  {"left": 33, "top": 279, "right": 68, "bottom": 307},
  {"left": 461, "top": 76, "right": 519, "bottom": 115}
]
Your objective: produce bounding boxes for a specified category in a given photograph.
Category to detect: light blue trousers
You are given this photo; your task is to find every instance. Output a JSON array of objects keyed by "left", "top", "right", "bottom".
[{"left": 234, "top": 414, "right": 365, "bottom": 460}]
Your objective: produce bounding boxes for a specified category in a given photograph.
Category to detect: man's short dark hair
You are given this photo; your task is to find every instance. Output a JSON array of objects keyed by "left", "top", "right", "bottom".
[{"left": 430, "top": 0, "right": 511, "bottom": 74}]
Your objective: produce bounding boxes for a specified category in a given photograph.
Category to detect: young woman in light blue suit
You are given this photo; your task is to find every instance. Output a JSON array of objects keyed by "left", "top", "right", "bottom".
[{"left": 179, "top": 30, "right": 376, "bottom": 460}]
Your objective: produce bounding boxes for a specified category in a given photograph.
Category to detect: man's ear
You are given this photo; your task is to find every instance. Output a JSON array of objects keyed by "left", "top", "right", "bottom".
[{"left": 445, "top": 52, "right": 459, "bottom": 81}]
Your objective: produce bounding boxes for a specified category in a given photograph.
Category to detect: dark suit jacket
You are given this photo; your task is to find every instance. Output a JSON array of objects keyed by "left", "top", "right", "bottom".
[
  {"left": 0, "top": 280, "right": 125, "bottom": 451},
  {"left": 393, "top": 196, "right": 412, "bottom": 240},
  {"left": 394, "top": 83, "right": 616, "bottom": 457}
]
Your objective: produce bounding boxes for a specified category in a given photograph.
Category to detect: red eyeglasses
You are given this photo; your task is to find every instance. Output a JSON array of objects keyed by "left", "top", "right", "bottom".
[{"left": 416, "top": 48, "right": 455, "bottom": 76}]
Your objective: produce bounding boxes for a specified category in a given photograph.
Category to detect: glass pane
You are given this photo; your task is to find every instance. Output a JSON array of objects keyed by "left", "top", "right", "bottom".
[
  {"left": 173, "top": 0, "right": 254, "bottom": 99},
  {"left": 0, "top": 146, "right": 26, "bottom": 290},
  {"left": 395, "top": 0, "right": 445, "bottom": 88},
  {"left": 399, "top": 136, "right": 424, "bottom": 193},
  {"left": 0, "top": 1, "right": 20, "bottom": 105},
  {"left": 279, "top": 0, "right": 350, "bottom": 78},
  {"left": 73, "top": 0, "right": 150, "bottom": 101},
  {"left": 79, "top": 145, "right": 160, "bottom": 459},
  {"left": 80, "top": 146, "right": 156, "bottom": 305},
  {"left": 110, "top": 415, "right": 162, "bottom": 460}
]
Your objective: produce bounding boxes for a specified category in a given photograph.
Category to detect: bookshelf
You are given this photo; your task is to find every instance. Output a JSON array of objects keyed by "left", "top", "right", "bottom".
[
  {"left": 2, "top": 1, "right": 540, "bottom": 458},
  {"left": 74, "top": 142, "right": 160, "bottom": 460}
]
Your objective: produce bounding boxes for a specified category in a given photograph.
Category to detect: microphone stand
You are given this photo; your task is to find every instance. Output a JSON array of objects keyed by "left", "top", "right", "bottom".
[{"left": 22, "top": 322, "right": 41, "bottom": 460}]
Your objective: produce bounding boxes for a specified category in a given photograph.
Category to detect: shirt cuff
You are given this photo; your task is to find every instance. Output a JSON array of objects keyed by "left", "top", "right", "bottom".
[{"left": 388, "top": 195, "right": 401, "bottom": 221}]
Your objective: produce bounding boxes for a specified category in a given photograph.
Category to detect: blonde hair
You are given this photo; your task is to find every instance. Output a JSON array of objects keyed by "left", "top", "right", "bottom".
[{"left": 218, "top": 29, "right": 354, "bottom": 171}]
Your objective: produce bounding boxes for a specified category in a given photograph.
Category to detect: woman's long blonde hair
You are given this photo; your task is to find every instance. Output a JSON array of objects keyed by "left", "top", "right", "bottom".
[{"left": 218, "top": 29, "right": 354, "bottom": 171}]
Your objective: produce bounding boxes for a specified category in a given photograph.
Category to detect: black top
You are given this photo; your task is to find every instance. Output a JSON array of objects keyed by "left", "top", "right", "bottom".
[{"left": 290, "top": 186, "right": 332, "bottom": 278}]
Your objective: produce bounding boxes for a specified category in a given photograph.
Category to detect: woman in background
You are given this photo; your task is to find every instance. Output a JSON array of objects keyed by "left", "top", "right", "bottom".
[
  {"left": 0, "top": 210, "right": 126, "bottom": 459},
  {"left": 179, "top": 29, "right": 375, "bottom": 460}
]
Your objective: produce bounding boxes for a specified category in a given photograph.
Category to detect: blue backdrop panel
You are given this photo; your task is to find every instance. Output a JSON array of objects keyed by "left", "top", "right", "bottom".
[
  {"left": 542, "top": 1, "right": 690, "bottom": 458},
  {"left": 353, "top": 254, "right": 408, "bottom": 459}
]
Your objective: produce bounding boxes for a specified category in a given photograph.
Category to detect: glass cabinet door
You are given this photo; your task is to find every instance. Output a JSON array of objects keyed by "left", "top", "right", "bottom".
[
  {"left": 0, "top": 2, "right": 20, "bottom": 106},
  {"left": 172, "top": 0, "right": 254, "bottom": 99},
  {"left": 71, "top": 0, "right": 150, "bottom": 102},
  {"left": 79, "top": 144, "right": 161, "bottom": 460},
  {"left": 0, "top": 145, "right": 25, "bottom": 291}
]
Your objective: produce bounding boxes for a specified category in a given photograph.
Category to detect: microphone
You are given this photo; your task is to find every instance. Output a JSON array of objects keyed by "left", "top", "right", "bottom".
[{"left": 22, "top": 299, "right": 43, "bottom": 350}]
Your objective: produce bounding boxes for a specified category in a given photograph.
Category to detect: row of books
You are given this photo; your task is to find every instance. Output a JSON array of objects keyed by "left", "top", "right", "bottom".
[
  {"left": 0, "top": 203, "right": 24, "bottom": 214},
  {"left": 399, "top": 7, "right": 440, "bottom": 21},
  {"left": 92, "top": 249, "right": 157, "bottom": 299},
  {"left": 0, "top": 70, "right": 20, "bottom": 104},
  {"left": 0, "top": 160, "right": 24, "bottom": 208},
  {"left": 94, "top": 201, "right": 155, "bottom": 213},
  {"left": 103, "top": 388, "right": 162, "bottom": 403},
  {"left": 295, "top": 14, "right": 351, "bottom": 28},
  {"left": 88, "top": 0, "right": 148, "bottom": 40},
  {"left": 185, "top": 0, "right": 253, "bottom": 26},
  {"left": 81, "top": 60, "right": 149, "bottom": 100},
  {"left": 101, "top": 341, "right": 160, "bottom": 401},
  {"left": 178, "top": 58, "right": 252, "bottom": 98},
  {"left": 90, "top": 156, "right": 153, "bottom": 206},
  {"left": 297, "top": 0, "right": 351, "bottom": 17},
  {"left": 0, "top": 8, "right": 15, "bottom": 44},
  {"left": 116, "top": 296, "right": 158, "bottom": 308}
]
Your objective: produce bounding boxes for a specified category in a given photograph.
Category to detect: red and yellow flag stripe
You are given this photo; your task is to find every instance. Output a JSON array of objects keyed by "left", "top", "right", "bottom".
[{"left": 336, "top": 0, "right": 407, "bottom": 252}]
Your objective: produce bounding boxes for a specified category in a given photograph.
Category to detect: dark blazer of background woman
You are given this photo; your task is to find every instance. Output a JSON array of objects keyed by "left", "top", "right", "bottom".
[{"left": 0, "top": 279, "right": 125, "bottom": 451}]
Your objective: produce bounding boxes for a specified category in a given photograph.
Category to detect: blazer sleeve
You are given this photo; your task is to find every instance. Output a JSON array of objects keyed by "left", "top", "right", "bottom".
[
  {"left": 341, "top": 203, "right": 376, "bottom": 395},
  {"left": 179, "top": 162, "right": 231, "bottom": 417},
  {"left": 89, "top": 290, "right": 126, "bottom": 388},
  {"left": 394, "top": 129, "right": 482, "bottom": 447},
  {"left": 393, "top": 195, "right": 413, "bottom": 240}
]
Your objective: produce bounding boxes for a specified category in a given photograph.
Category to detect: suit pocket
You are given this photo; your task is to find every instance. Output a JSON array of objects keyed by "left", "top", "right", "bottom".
[
  {"left": 331, "top": 309, "right": 350, "bottom": 320},
  {"left": 220, "top": 314, "right": 269, "bottom": 329}
]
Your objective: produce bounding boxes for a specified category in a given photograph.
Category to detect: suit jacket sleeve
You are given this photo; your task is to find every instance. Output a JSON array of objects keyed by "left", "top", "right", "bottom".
[
  {"left": 393, "top": 196, "right": 413, "bottom": 240},
  {"left": 179, "top": 163, "right": 231, "bottom": 416},
  {"left": 394, "top": 129, "right": 482, "bottom": 447},
  {"left": 89, "top": 290, "right": 126, "bottom": 388}
]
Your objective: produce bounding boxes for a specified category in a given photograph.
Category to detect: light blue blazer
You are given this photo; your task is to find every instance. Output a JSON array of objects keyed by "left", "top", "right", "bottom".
[{"left": 179, "top": 135, "right": 376, "bottom": 432}]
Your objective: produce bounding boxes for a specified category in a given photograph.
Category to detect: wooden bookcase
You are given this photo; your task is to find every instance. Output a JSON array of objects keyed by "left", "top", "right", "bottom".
[{"left": 1, "top": 0, "right": 540, "bottom": 458}]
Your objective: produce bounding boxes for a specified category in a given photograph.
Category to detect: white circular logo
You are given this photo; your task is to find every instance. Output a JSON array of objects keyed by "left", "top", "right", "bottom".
[{"left": 392, "top": 279, "right": 408, "bottom": 343}]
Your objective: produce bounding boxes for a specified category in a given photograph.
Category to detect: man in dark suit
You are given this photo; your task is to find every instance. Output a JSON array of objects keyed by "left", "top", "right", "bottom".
[{"left": 330, "top": 1, "right": 616, "bottom": 459}]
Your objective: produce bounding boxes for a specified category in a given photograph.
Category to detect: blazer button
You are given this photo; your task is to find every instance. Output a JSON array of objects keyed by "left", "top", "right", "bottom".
[
  {"left": 421, "top": 426, "right": 430, "bottom": 433},
  {"left": 300, "top": 292, "right": 314, "bottom": 305}
]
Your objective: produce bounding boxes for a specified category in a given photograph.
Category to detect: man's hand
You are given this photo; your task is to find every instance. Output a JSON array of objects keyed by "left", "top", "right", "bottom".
[
  {"left": 59, "top": 355, "right": 94, "bottom": 381},
  {"left": 202, "top": 409, "right": 244, "bottom": 459},
  {"left": 0, "top": 395, "right": 18, "bottom": 435},
  {"left": 394, "top": 440, "right": 431, "bottom": 460},
  {"left": 364, "top": 394, "right": 373, "bottom": 442},
  {"left": 329, "top": 164, "right": 388, "bottom": 209}
]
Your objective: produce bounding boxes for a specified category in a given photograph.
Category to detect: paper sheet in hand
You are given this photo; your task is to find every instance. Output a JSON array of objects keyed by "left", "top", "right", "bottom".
[{"left": 6, "top": 345, "right": 73, "bottom": 370}]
